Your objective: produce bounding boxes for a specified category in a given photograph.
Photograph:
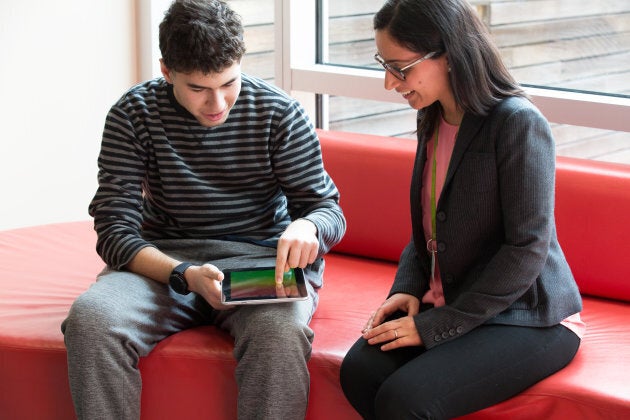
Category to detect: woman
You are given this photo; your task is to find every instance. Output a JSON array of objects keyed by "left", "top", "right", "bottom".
[{"left": 339, "top": 0, "right": 584, "bottom": 418}]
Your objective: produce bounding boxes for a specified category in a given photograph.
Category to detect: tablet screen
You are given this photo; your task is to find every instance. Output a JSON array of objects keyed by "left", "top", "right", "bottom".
[{"left": 221, "top": 267, "right": 308, "bottom": 305}]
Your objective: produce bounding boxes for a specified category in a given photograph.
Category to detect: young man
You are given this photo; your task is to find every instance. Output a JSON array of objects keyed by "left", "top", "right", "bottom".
[{"left": 61, "top": 1, "right": 346, "bottom": 419}]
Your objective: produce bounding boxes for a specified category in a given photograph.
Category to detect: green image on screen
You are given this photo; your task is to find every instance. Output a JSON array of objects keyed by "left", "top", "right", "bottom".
[{"left": 230, "top": 269, "right": 298, "bottom": 300}]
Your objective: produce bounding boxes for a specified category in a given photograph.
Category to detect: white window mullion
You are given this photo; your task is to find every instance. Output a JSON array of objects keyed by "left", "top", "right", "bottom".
[
  {"left": 291, "top": 64, "right": 630, "bottom": 133},
  {"left": 317, "top": 0, "right": 330, "bottom": 129},
  {"left": 527, "top": 88, "right": 630, "bottom": 134},
  {"left": 136, "top": 0, "right": 172, "bottom": 81},
  {"left": 275, "top": 0, "right": 319, "bottom": 120}
]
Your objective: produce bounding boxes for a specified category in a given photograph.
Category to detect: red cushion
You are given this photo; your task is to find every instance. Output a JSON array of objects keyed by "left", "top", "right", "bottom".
[
  {"left": 0, "top": 222, "right": 377, "bottom": 420},
  {"left": 2, "top": 130, "right": 630, "bottom": 419},
  {"left": 138, "top": 252, "right": 395, "bottom": 420},
  {"left": 2, "top": 221, "right": 630, "bottom": 419},
  {"left": 555, "top": 157, "right": 630, "bottom": 301},
  {"left": 458, "top": 298, "right": 630, "bottom": 419}
]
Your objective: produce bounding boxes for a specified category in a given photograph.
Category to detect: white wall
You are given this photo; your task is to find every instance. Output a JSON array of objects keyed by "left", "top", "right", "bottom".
[{"left": 0, "top": 1, "right": 137, "bottom": 230}]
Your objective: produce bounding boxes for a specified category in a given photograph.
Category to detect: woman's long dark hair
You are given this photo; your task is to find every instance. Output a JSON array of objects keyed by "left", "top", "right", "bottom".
[{"left": 374, "top": 0, "right": 525, "bottom": 136}]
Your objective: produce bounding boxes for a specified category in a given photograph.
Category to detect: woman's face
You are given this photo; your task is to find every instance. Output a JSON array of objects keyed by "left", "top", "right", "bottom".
[{"left": 374, "top": 29, "right": 451, "bottom": 111}]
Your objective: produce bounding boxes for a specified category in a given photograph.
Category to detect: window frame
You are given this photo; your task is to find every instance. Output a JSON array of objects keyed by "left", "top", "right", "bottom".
[
  {"left": 275, "top": 0, "right": 630, "bottom": 134},
  {"left": 138, "top": 0, "right": 630, "bottom": 134}
]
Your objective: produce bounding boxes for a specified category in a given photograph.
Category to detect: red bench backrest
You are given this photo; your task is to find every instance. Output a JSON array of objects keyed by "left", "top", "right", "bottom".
[
  {"left": 555, "top": 157, "right": 630, "bottom": 301},
  {"left": 319, "top": 129, "right": 414, "bottom": 262},
  {"left": 319, "top": 129, "right": 630, "bottom": 302}
]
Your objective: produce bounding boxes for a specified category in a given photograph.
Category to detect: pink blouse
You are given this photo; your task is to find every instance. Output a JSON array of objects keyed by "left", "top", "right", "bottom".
[{"left": 420, "top": 117, "right": 584, "bottom": 338}]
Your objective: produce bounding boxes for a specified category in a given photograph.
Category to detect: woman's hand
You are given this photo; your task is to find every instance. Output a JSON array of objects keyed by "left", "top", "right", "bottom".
[{"left": 362, "top": 293, "right": 422, "bottom": 350}]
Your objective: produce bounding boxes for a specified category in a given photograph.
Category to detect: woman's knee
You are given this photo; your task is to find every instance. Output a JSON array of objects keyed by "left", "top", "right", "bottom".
[
  {"left": 340, "top": 339, "right": 389, "bottom": 404},
  {"left": 340, "top": 339, "right": 371, "bottom": 385},
  {"left": 374, "top": 378, "right": 445, "bottom": 420}
]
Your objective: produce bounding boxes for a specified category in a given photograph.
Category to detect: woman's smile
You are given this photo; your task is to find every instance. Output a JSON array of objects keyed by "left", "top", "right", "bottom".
[{"left": 399, "top": 89, "right": 414, "bottom": 99}]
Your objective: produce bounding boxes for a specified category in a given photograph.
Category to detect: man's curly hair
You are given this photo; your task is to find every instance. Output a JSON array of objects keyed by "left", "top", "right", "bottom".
[{"left": 159, "top": 0, "right": 246, "bottom": 74}]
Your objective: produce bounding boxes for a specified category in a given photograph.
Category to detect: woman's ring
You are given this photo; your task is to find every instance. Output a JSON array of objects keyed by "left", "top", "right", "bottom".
[{"left": 394, "top": 329, "right": 398, "bottom": 339}]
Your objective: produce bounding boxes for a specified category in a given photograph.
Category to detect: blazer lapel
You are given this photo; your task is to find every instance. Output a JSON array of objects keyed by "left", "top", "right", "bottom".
[{"left": 442, "top": 113, "right": 485, "bottom": 191}]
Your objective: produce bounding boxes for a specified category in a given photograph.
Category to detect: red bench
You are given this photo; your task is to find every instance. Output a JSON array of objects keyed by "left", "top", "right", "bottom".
[{"left": 1, "top": 130, "right": 629, "bottom": 419}]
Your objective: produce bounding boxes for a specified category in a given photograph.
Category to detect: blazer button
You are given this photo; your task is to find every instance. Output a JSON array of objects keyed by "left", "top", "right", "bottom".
[
  {"left": 445, "top": 274, "right": 454, "bottom": 284},
  {"left": 456, "top": 326, "right": 464, "bottom": 333},
  {"left": 441, "top": 332, "right": 449, "bottom": 339},
  {"left": 449, "top": 329, "right": 456, "bottom": 336},
  {"left": 438, "top": 242, "right": 447, "bottom": 252},
  {"left": 437, "top": 211, "right": 446, "bottom": 222},
  {"left": 434, "top": 335, "right": 441, "bottom": 342}
]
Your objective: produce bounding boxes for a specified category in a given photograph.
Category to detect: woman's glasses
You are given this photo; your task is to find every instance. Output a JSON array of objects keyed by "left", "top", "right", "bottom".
[{"left": 374, "top": 51, "right": 438, "bottom": 81}]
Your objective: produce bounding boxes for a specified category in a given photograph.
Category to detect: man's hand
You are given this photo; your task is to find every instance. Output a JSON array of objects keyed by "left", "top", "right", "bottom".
[
  {"left": 186, "top": 264, "right": 231, "bottom": 310},
  {"left": 127, "top": 247, "right": 231, "bottom": 309},
  {"left": 275, "top": 218, "right": 319, "bottom": 283}
]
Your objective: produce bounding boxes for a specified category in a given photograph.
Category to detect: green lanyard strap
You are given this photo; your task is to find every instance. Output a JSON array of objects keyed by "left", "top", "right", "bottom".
[
  {"left": 427, "top": 124, "right": 439, "bottom": 282},
  {"left": 426, "top": 123, "right": 439, "bottom": 253},
  {"left": 430, "top": 123, "right": 439, "bottom": 244}
]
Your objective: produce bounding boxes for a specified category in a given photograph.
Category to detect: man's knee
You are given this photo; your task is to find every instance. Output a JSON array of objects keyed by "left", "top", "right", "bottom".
[{"left": 63, "top": 289, "right": 117, "bottom": 336}]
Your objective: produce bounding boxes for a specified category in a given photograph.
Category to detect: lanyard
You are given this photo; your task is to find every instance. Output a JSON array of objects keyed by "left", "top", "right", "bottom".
[
  {"left": 430, "top": 124, "right": 439, "bottom": 245},
  {"left": 427, "top": 124, "right": 439, "bottom": 282}
]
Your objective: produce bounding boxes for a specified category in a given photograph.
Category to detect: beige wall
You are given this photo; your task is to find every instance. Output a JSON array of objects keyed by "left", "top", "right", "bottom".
[{"left": 0, "top": 1, "right": 137, "bottom": 230}]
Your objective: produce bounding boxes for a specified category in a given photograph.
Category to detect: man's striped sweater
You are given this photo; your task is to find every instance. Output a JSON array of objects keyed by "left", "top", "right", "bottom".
[{"left": 89, "top": 74, "right": 345, "bottom": 269}]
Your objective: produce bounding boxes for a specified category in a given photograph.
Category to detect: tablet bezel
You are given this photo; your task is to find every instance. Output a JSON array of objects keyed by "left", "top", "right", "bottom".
[{"left": 221, "top": 266, "right": 309, "bottom": 305}]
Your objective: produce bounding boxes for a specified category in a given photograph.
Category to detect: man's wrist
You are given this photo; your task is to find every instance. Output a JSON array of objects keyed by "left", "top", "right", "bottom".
[
  {"left": 296, "top": 218, "right": 318, "bottom": 235},
  {"left": 169, "top": 262, "right": 194, "bottom": 294}
]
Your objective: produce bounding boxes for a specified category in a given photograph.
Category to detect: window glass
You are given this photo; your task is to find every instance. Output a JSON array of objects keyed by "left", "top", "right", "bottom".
[
  {"left": 324, "top": 0, "right": 630, "bottom": 98},
  {"left": 322, "top": 0, "right": 630, "bottom": 164},
  {"left": 229, "top": 0, "right": 275, "bottom": 83},
  {"left": 473, "top": 1, "right": 630, "bottom": 98},
  {"left": 324, "top": 1, "right": 381, "bottom": 70},
  {"left": 553, "top": 124, "right": 630, "bottom": 163},
  {"left": 329, "top": 96, "right": 417, "bottom": 139},
  {"left": 329, "top": 95, "right": 630, "bottom": 163}
]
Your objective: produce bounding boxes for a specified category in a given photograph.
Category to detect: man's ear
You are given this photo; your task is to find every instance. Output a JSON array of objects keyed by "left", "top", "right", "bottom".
[{"left": 160, "top": 59, "right": 173, "bottom": 83}]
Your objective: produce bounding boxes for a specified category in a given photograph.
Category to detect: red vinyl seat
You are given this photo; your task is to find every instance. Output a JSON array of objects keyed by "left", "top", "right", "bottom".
[{"left": 1, "top": 130, "right": 629, "bottom": 419}]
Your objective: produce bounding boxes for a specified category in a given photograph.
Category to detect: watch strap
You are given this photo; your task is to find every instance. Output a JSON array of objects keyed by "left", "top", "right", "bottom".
[
  {"left": 172, "top": 262, "right": 193, "bottom": 276},
  {"left": 170, "top": 262, "right": 193, "bottom": 295}
]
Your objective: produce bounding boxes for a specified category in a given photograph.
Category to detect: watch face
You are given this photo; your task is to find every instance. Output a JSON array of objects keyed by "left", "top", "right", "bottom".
[{"left": 170, "top": 273, "right": 189, "bottom": 295}]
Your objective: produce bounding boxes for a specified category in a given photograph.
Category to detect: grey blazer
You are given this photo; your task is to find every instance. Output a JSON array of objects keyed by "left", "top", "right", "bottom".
[{"left": 390, "top": 96, "right": 582, "bottom": 350}]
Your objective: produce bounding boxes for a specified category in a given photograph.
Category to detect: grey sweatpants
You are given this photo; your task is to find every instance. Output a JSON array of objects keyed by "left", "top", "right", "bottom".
[{"left": 61, "top": 238, "right": 320, "bottom": 420}]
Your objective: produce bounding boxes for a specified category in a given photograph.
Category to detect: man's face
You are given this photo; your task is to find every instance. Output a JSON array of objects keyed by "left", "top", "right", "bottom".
[{"left": 160, "top": 60, "right": 242, "bottom": 127}]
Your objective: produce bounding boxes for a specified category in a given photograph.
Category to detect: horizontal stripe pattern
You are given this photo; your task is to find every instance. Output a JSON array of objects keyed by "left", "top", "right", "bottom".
[{"left": 89, "top": 74, "right": 345, "bottom": 269}]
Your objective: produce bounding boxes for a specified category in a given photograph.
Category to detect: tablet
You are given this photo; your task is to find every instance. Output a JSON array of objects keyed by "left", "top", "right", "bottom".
[{"left": 221, "top": 266, "right": 309, "bottom": 305}]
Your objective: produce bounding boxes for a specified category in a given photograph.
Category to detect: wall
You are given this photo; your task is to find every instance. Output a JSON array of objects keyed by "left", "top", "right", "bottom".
[{"left": 0, "top": 1, "right": 137, "bottom": 230}]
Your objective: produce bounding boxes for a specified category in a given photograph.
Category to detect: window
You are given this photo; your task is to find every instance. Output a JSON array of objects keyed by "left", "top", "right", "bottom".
[
  {"left": 325, "top": 1, "right": 630, "bottom": 98},
  {"left": 270, "top": 0, "right": 630, "bottom": 164},
  {"left": 139, "top": 0, "right": 630, "bottom": 164},
  {"left": 137, "top": 0, "right": 275, "bottom": 81},
  {"left": 231, "top": 0, "right": 276, "bottom": 83}
]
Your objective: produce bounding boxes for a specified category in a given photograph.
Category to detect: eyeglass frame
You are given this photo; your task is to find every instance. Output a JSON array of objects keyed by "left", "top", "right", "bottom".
[{"left": 374, "top": 51, "right": 439, "bottom": 81}]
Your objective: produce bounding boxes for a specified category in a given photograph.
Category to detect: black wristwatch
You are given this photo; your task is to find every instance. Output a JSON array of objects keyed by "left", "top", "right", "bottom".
[{"left": 169, "top": 262, "right": 193, "bottom": 295}]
